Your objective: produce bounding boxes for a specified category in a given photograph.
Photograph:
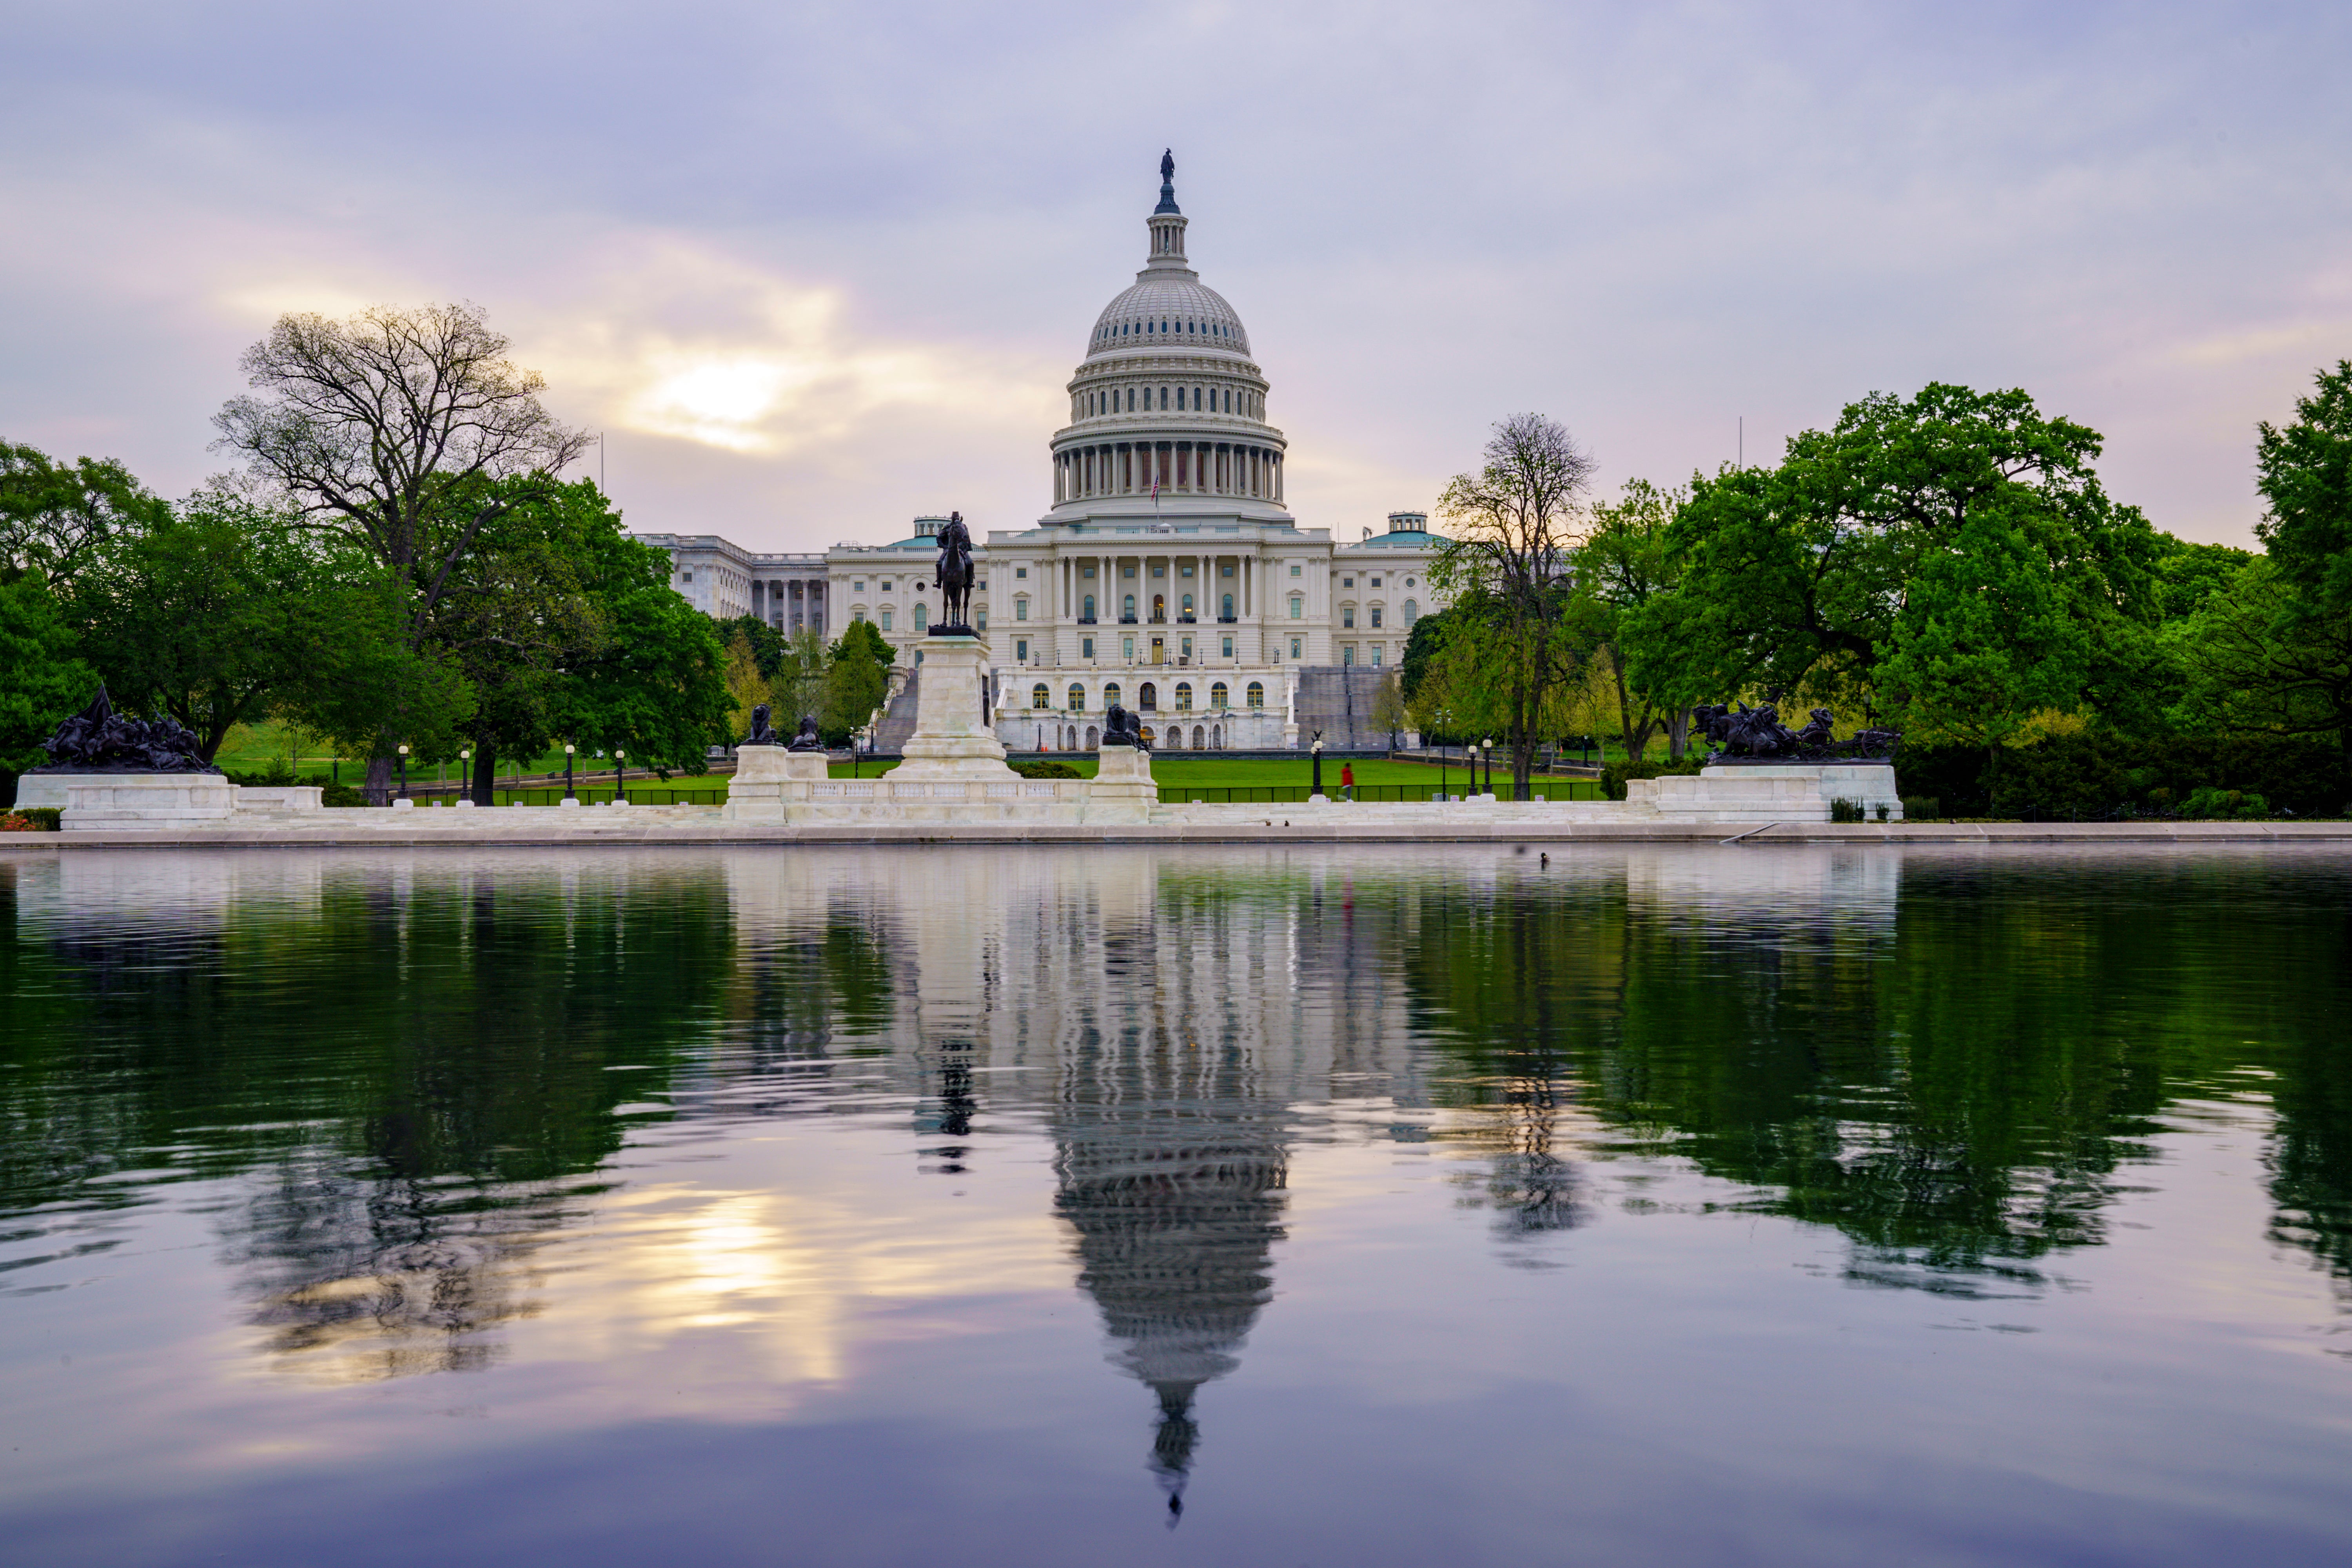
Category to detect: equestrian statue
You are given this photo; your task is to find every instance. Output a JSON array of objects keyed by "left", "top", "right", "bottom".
[{"left": 933, "top": 511, "right": 976, "bottom": 635}]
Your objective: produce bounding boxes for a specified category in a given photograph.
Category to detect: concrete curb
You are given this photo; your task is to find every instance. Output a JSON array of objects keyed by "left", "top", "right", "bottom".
[{"left": 7, "top": 819, "right": 2352, "bottom": 850}]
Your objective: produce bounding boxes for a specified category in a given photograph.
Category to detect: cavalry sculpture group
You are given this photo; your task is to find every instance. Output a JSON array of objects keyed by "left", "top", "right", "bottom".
[
  {"left": 1693, "top": 701, "right": 1899, "bottom": 764},
  {"left": 33, "top": 686, "right": 216, "bottom": 775}
]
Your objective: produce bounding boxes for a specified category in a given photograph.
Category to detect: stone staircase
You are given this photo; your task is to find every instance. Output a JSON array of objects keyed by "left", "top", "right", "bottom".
[
  {"left": 871, "top": 671, "right": 921, "bottom": 754},
  {"left": 1290, "top": 666, "right": 1398, "bottom": 751}
]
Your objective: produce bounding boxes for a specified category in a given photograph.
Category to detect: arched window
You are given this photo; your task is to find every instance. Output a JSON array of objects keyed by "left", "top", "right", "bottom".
[
  {"left": 1181, "top": 593, "right": 1193, "bottom": 614},
  {"left": 1159, "top": 387, "right": 1169, "bottom": 409},
  {"left": 1152, "top": 594, "right": 1165, "bottom": 619},
  {"left": 1247, "top": 681, "right": 1266, "bottom": 708},
  {"left": 1139, "top": 682, "right": 1158, "bottom": 710},
  {"left": 1123, "top": 593, "right": 1136, "bottom": 619},
  {"left": 1175, "top": 682, "right": 1193, "bottom": 711},
  {"left": 1068, "top": 684, "right": 1086, "bottom": 710},
  {"left": 1031, "top": 683, "right": 1050, "bottom": 709},
  {"left": 1163, "top": 726, "right": 1181, "bottom": 749},
  {"left": 1194, "top": 386, "right": 1203, "bottom": 408},
  {"left": 1403, "top": 598, "right": 1418, "bottom": 623},
  {"left": 1140, "top": 725, "right": 1155, "bottom": 746},
  {"left": 1104, "top": 682, "right": 1121, "bottom": 708},
  {"left": 1192, "top": 726, "right": 1204, "bottom": 749},
  {"left": 1085, "top": 725, "right": 1100, "bottom": 748},
  {"left": 1083, "top": 593, "right": 1096, "bottom": 618}
]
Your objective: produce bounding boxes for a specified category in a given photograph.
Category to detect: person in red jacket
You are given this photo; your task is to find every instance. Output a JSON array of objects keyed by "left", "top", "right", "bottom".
[{"left": 1339, "top": 761, "right": 1355, "bottom": 802}]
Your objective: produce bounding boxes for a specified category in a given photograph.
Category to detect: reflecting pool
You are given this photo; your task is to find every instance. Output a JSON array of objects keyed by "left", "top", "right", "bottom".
[{"left": 4, "top": 844, "right": 2352, "bottom": 1566}]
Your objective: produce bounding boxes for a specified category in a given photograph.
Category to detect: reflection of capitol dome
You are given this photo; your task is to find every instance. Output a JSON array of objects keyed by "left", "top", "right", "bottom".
[{"left": 1053, "top": 1017, "right": 1289, "bottom": 1521}]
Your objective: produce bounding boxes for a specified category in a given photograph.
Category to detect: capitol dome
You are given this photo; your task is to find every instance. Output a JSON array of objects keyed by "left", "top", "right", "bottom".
[{"left": 1047, "top": 152, "right": 1288, "bottom": 523}]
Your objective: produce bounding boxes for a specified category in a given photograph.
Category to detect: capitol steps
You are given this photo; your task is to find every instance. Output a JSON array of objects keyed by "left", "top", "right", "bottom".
[
  {"left": 1290, "top": 666, "right": 1397, "bottom": 751},
  {"left": 871, "top": 671, "right": 922, "bottom": 754}
]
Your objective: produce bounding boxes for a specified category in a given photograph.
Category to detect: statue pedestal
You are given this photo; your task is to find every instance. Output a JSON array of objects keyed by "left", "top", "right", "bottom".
[
  {"left": 1085, "top": 744, "right": 1158, "bottom": 823},
  {"left": 723, "top": 746, "right": 828, "bottom": 821},
  {"left": 62, "top": 774, "right": 236, "bottom": 831},
  {"left": 1627, "top": 762, "right": 1903, "bottom": 824},
  {"left": 13, "top": 773, "right": 107, "bottom": 811},
  {"left": 895, "top": 634, "right": 1019, "bottom": 784}
]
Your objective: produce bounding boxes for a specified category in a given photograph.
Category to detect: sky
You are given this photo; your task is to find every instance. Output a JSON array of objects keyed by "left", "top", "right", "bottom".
[{"left": 3, "top": 1, "right": 2347, "bottom": 552}]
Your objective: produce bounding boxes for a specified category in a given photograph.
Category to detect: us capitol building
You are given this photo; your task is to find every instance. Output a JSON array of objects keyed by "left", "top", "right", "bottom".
[{"left": 634, "top": 155, "right": 1445, "bottom": 750}]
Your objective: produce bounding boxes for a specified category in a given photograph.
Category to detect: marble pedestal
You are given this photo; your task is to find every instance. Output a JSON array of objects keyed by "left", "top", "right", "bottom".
[
  {"left": 722, "top": 745, "right": 829, "bottom": 821},
  {"left": 1085, "top": 744, "right": 1158, "bottom": 824},
  {"left": 13, "top": 773, "right": 106, "bottom": 811},
  {"left": 895, "top": 634, "right": 1019, "bottom": 784},
  {"left": 1627, "top": 762, "right": 1903, "bottom": 824},
  {"left": 62, "top": 773, "right": 237, "bottom": 831}
]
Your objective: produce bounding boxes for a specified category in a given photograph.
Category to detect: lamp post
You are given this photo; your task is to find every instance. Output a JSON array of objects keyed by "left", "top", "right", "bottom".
[
  {"left": 1481, "top": 737, "right": 1493, "bottom": 797},
  {"left": 459, "top": 748, "right": 471, "bottom": 807},
  {"left": 1436, "top": 708, "right": 1452, "bottom": 800},
  {"left": 396, "top": 743, "right": 410, "bottom": 801},
  {"left": 1311, "top": 734, "right": 1325, "bottom": 798},
  {"left": 614, "top": 749, "right": 626, "bottom": 804},
  {"left": 563, "top": 742, "right": 577, "bottom": 802}
]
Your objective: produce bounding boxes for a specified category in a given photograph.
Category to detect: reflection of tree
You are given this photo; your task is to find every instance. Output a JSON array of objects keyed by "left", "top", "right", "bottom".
[
  {"left": 0, "top": 861, "right": 734, "bottom": 1376},
  {"left": 1052, "top": 1019, "right": 1289, "bottom": 1521},
  {"left": 1400, "top": 858, "right": 2352, "bottom": 1297}
]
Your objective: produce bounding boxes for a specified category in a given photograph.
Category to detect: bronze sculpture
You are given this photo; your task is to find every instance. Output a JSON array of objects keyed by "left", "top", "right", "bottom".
[
  {"left": 932, "top": 512, "right": 976, "bottom": 634},
  {"left": 787, "top": 713, "right": 824, "bottom": 751},
  {"left": 31, "top": 686, "right": 218, "bottom": 774},
  {"left": 1692, "top": 700, "right": 1899, "bottom": 762},
  {"left": 743, "top": 704, "right": 779, "bottom": 746},
  {"left": 1102, "top": 702, "right": 1149, "bottom": 751}
]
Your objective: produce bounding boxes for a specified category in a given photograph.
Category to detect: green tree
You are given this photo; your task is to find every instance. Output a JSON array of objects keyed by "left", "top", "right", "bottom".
[
  {"left": 718, "top": 615, "right": 785, "bottom": 680},
  {"left": 64, "top": 494, "right": 361, "bottom": 760},
  {"left": 1368, "top": 671, "right": 1408, "bottom": 748},
  {"left": 2256, "top": 359, "right": 2352, "bottom": 615},
  {"left": 1630, "top": 383, "right": 2159, "bottom": 746},
  {"left": 0, "top": 571, "right": 97, "bottom": 787},
  {"left": 0, "top": 441, "right": 171, "bottom": 581},
  {"left": 2175, "top": 557, "right": 2352, "bottom": 764},
  {"left": 1581, "top": 479, "right": 1693, "bottom": 760},
  {"left": 719, "top": 629, "right": 770, "bottom": 744},
  {"left": 822, "top": 619, "right": 896, "bottom": 746},
  {"left": 1432, "top": 413, "right": 1597, "bottom": 798},
  {"left": 556, "top": 536, "right": 731, "bottom": 779},
  {"left": 212, "top": 303, "right": 590, "bottom": 799}
]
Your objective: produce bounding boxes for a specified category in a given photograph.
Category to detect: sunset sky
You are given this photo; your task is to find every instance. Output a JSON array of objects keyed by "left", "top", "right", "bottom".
[{"left": 4, "top": 1, "right": 2346, "bottom": 550}]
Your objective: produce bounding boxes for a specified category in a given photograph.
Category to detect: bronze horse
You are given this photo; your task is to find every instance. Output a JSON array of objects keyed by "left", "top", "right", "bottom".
[{"left": 934, "top": 512, "right": 976, "bottom": 632}]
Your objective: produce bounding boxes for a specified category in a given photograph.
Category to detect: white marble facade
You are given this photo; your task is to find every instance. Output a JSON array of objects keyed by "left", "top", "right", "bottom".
[{"left": 633, "top": 161, "right": 1446, "bottom": 752}]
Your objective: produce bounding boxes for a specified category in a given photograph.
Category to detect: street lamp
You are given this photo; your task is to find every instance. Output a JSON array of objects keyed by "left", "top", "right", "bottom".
[
  {"left": 1311, "top": 733, "right": 1325, "bottom": 797},
  {"left": 396, "top": 742, "right": 410, "bottom": 801},
  {"left": 563, "top": 742, "right": 577, "bottom": 802},
  {"left": 614, "top": 749, "right": 626, "bottom": 804},
  {"left": 1481, "top": 737, "right": 1493, "bottom": 797},
  {"left": 1436, "top": 707, "right": 1452, "bottom": 800},
  {"left": 459, "top": 748, "right": 470, "bottom": 807}
]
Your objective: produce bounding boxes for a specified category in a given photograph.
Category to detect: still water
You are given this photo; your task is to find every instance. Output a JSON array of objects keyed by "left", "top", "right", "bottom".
[{"left": 3, "top": 845, "right": 2350, "bottom": 1566}]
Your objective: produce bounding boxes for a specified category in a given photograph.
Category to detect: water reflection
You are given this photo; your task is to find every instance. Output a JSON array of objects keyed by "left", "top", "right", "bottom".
[{"left": 4, "top": 844, "right": 2352, "bottom": 1417}]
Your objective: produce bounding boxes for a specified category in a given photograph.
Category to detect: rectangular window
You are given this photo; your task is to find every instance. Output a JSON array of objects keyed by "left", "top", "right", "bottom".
[
  {"left": 976, "top": 611, "right": 987, "bottom": 630},
  {"left": 1342, "top": 608, "right": 1355, "bottom": 628},
  {"left": 1289, "top": 563, "right": 1301, "bottom": 577},
  {"left": 1221, "top": 635, "right": 1234, "bottom": 658},
  {"left": 1122, "top": 637, "right": 1135, "bottom": 660},
  {"left": 1016, "top": 567, "right": 1028, "bottom": 579},
  {"left": 1016, "top": 601, "right": 1029, "bottom": 621},
  {"left": 1016, "top": 639, "right": 1029, "bottom": 661},
  {"left": 1371, "top": 646, "right": 1383, "bottom": 666},
  {"left": 880, "top": 610, "right": 893, "bottom": 631},
  {"left": 1370, "top": 607, "right": 1382, "bottom": 628},
  {"left": 853, "top": 580, "right": 864, "bottom": 592},
  {"left": 1343, "top": 577, "right": 1354, "bottom": 588},
  {"left": 1290, "top": 637, "right": 1302, "bottom": 659},
  {"left": 1083, "top": 566, "right": 1096, "bottom": 578},
  {"left": 1343, "top": 645, "right": 1355, "bottom": 666},
  {"left": 1371, "top": 576, "right": 1383, "bottom": 587},
  {"left": 1082, "top": 637, "right": 1095, "bottom": 658},
  {"left": 1289, "top": 597, "right": 1303, "bottom": 619}
]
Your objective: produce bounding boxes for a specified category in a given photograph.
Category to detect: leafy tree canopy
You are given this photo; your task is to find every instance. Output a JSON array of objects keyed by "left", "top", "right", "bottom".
[
  {"left": 2257, "top": 359, "right": 2352, "bottom": 615},
  {"left": 0, "top": 441, "right": 171, "bottom": 582}
]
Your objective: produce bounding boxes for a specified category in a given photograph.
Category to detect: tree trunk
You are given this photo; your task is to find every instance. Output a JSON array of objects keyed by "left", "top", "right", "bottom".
[
  {"left": 364, "top": 754, "right": 393, "bottom": 807},
  {"left": 471, "top": 744, "right": 498, "bottom": 807},
  {"left": 1667, "top": 706, "right": 1689, "bottom": 762}
]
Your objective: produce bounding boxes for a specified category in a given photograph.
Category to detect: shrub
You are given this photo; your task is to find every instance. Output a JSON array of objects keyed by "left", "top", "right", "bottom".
[
  {"left": 321, "top": 783, "right": 368, "bottom": 807},
  {"left": 1013, "top": 760, "right": 1083, "bottom": 779},
  {"left": 1601, "top": 756, "right": 1705, "bottom": 801},
  {"left": 1829, "top": 798, "right": 1865, "bottom": 823},
  {"left": 1902, "top": 795, "right": 1941, "bottom": 820},
  {"left": 0, "top": 808, "right": 60, "bottom": 831},
  {"left": 2181, "top": 786, "right": 2272, "bottom": 820}
]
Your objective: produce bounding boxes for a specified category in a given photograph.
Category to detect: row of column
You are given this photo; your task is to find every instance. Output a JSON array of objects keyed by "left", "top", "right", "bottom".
[
  {"left": 751, "top": 577, "right": 828, "bottom": 633},
  {"left": 1049, "top": 553, "right": 1255, "bottom": 626},
  {"left": 1054, "top": 441, "right": 1284, "bottom": 505}
]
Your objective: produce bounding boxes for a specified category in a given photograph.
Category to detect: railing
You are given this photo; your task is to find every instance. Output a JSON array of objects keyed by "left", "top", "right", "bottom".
[
  {"left": 1118, "top": 615, "right": 1138, "bottom": 624},
  {"left": 1076, "top": 615, "right": 1097, "bottom": 624},
  {"left": 400, "top": 786, "right": 733, "bottom": 807},
  {"left": 1177, "top": 614, "right": 1196, "bottom": 623},
  {"left": 1218, "top": 615, "right": 1238, "bottom": 623}
]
